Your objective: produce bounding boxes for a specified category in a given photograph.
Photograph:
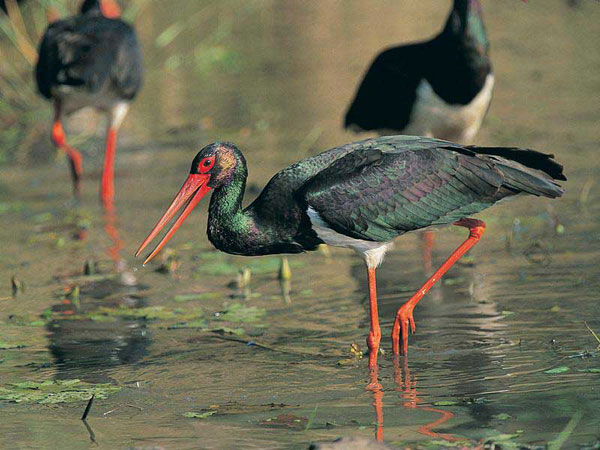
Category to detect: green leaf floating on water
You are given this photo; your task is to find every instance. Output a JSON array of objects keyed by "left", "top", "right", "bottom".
[
  {"left": 578, "top": 368, "right": 600, "bottom": 373},
  {"left": 216, "top": 303, "right": 265, "bottom": 323},
  {"left": 0, "top": 341, "right": 27, "bottom": 349},
  {"left": 74, "top": 306, "right": 205, "bottom": 322},
  {"left": 0, "top": 379, "right": 120, "bottom": 404},
  {"left": 194, "top": 252, "right": 304, "bottom": 276},
  {"left": 174, "top": 292, "right": 219, "bottom": 302},
  {"left": 545, "top": 366, "right": 570, "bottom": 374},
  {"left": 183, "top": 411, "right": 216, "bottom": 419},
  {"left": 168, "top": 319, "right": 208, "bottom": 329},
  {"left": 433, "top": 400, "right": 458, "bottom": 406}
]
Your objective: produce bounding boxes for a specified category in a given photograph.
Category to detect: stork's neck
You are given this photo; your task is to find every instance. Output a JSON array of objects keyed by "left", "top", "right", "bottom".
[
  {"left": 206, "top": 166, "right": 259, "bottom": 255},
  {"left": 443, "top": 0, "right": 489, "bottom": 52}
]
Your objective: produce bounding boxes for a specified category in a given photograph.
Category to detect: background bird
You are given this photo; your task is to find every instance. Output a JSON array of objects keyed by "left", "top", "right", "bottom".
[
  {"left": 35, "top": 0, "right": 143, "bottom": 206},
  {"left": 344, "top": 0, "right": 494, "bottom": 143},
  {"left": 345, "top": 0, "right": 498, "bottom": 271},
  {"left": 136, "top": 136, "right": 565, "bottom": 366}
]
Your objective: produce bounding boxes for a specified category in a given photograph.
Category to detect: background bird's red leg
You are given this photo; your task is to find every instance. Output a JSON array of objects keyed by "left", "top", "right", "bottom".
[
  {"left": 392, "top": 219, "right": 486, "bottom": 356},
  {"left": 51, "top": 102, "right": 83, "bottom": 197},
  {"left": 421, "top": 230, "right": 435, "bottom": 274},
  {"left": 366, "top": 266, "right": 381, "bottom": 368},
  {"left": 101, "top": 127, "right": 118, "bottom": 208},
  {"left": 101, "top": 103, "right": 129, "bottom": 208}
]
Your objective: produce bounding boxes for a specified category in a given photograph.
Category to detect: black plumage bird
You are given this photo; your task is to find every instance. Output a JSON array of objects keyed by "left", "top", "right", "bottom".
[
  {"left": 345, "top": 0, "right": 494, "bottom": 143},
  {"left": 35, "top": 0, "right": 143, "bottom": 205},
  {"left": 136, "top": 135, "right": 565, "bottom": 366}
]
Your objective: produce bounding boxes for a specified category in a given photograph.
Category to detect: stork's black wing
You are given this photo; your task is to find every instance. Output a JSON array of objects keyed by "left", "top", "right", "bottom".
[{"left": 301, "top": 137, "right": 565, "bottom": 242}]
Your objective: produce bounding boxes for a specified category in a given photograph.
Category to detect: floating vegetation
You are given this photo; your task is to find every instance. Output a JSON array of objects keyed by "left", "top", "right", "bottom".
[
  {"left": 0, "top": 202, "right": 26, "bottom": 215},
  {"left": 260, "top": 413, "right": 308, "bottom": 430},
  {"left": 0, "top": 379, "right": 120, "bottom": 404},
  {"left": 194, "top": 252, "right": 303, "bottom": 277},
  {"left": 183, "top": 411, "right": 216, "bottom": 419},
  {"left": 545, "top": 366, "right": 570, "bottom": 374},
  {"left": 584, "top": 322, "right": 600, "bottom": 350},
  {"left": 5, "top": 314, "right": 45, "bottom": 327},
  {"left": 155, "top": 248, "right": 180, "bottom": 275},
  {"left": 173, "top": 292, "right": 220, "bottom": 302},
  {"left": 11, "top": 275, "right": 24, "bottom": 297},
  {"left": 278, "top": 257, "right": 291, "bottom": 281},
  {"left": 214, "top": 303, "right": 265, "bottom": 324},
  {"left": 0, "top": 340, "right": 27, "bottom": 349}
]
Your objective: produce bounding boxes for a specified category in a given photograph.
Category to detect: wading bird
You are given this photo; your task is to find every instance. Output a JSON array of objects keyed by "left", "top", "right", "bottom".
[
  {"left": 136, "top": 136, "right": 565, "bottom": 366},
  {"left": 35, "top": 0, "right": 143, "bottom": 205},
  {"left": 344, "top": 0, "right": 501, "bottom": 270},
  {"left": 344, "top": 0, "right": 494, "bottom": 142}
]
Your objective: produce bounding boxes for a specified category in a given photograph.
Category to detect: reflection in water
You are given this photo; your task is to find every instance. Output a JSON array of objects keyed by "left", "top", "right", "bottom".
[
  {"left": 394, "top": 357, "right": 460, "bottom": 442},
  {"left": 102, "top": 200, "right": 136, "bottom": 286},
  {"left": 366, "top": 366, "right": 384, "bottom": 442},
  {"left": 48, "top": 308, "right": 150, "bottom": 382},
  {"left": 365, "top": 359, "right": 460, "bottom": 443}
]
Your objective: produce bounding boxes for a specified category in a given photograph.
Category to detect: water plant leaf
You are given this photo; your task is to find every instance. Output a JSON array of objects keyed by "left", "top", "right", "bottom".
[
  {"left": 209, "top": 326, "right": 245, "bottom": 335},
  {"left": 0, "top": 379, "right": 120, "bottom": 404},
  {"left": 174, "top": 292, "right": 219, "bottom": 302},
  {"left": 215, "top": 303, "right": 265, "bottom": 323},
  {"left": 183, "top": 411, "right": 216, "bottom": 419},
  {"left": 155, "top": 22, "right": 185, "bottom": 48},
  {"left": 578, "top": 368, "right": 600, "bottom": 373},
  {"left": 168, "top": 319, "right": 208, "bottom": 329},
  {"left": 433, "top": 400, "right": 458, "bottom": 406},
  {"left": 0, "top": 341, "right": 26, "bottom": 349},
  {"left": 195, "top": 253, "right": 303, "bottom": 276},
  {"left": 545, "top": 366, "right": 570, "bottom": 374},
  {"left": 492, "top": 413, "right": 512, "bottom": 420}
]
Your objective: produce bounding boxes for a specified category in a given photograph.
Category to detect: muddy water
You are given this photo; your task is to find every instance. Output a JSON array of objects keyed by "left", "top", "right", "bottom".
[{"left": 1, "top": 0, "right": 599, "bottom": 448}]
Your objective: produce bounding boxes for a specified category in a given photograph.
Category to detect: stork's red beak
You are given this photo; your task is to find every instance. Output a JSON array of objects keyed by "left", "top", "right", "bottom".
[{"left": 135, "top": 174, "right": 212, "bottom": 265}]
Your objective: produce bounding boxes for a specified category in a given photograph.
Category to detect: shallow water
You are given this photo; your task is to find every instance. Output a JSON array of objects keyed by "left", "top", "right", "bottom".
[{"left": 1, "top": 0, "right": 599, "bottom": 448}]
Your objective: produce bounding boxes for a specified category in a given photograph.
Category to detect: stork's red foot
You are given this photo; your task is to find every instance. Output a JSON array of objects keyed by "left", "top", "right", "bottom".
[
  {"left": 367, "top": 328, "right": 382, "bottom": 367},
  {"left": 392, "top": 302, "right": 416, "bottom": 356}
]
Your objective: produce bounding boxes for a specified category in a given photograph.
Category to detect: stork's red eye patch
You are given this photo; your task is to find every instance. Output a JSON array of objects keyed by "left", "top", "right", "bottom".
[{"left": 198, "top": 156, "right": 215, "bottom": 173}]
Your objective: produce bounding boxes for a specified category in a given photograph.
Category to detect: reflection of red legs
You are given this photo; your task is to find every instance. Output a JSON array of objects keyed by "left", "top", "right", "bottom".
[
  {"left": 421, "top": 231, "right": 434, "bottom": 274},
  {"left": 392, "top": 219, "right": 486, "bottom": 356},
  {"left": 101, "top": 127, "right": 118, "bottom": 208},
  {"left": 366, "top": 266, "right": 381, "bottom": 368},
  {"left": 366, "top": 366, "right": 384, "bottom": 442},
  {"left": 393, "top": 356, "right": 461, "bottom": 442},
  {"left": 52, "top": 102, "right": 83, "bottom": 197},
  {"left": 102, "top": 198, "right": 122, "bottom": 269}
]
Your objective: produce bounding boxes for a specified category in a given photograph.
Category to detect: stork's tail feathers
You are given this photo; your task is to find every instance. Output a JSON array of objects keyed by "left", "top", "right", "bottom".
[{"left": 457, "top": 145, "right": 566, "bottom": 199}]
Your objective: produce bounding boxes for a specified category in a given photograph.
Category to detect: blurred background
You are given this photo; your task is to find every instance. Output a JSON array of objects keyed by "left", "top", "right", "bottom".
[{"left": 0, "top": 0, "right": 599, "bottom": 448}]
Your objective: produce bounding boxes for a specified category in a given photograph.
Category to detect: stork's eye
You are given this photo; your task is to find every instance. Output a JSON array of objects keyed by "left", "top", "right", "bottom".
[{"left": 198, "top": 156, "right": 215, "bottom": 173}]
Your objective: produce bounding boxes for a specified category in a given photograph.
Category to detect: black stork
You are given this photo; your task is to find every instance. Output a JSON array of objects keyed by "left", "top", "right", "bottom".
[
  {"left": 344, "top": 0, "right": 495, "bottom": 143},
  {"left": 136, "top": 136, "right": 565, "bottom": 366},
  {"left": 35, "top": 0, "right": 143, "bottom": 206}
]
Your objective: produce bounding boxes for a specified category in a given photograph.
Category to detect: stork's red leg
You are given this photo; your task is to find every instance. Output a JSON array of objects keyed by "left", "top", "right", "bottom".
[
  {"left": 52, "top": 103, "right": 83, "bottom": 197},
  {"left": 392, "top": 219, "right": 486, "bottom": 356},
  {"left": 421, "top": 231, "right": 435, "bottom": 274},
  {"left": 366, "top": 267, "right": 381, "bottom": 367},
  {"left": 101, "top": 127, "right": 118, "bottom": 207}
]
